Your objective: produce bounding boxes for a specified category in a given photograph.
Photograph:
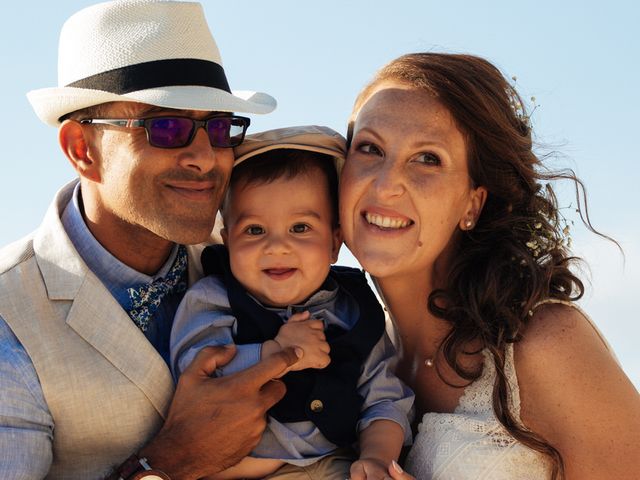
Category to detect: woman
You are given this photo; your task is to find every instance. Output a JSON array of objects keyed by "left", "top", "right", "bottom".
[{"left": 339, "top": 53, "right": 640, "bottom": 479}]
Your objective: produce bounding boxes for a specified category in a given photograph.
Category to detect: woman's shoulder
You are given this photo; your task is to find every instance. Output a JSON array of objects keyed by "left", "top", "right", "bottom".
[
  {"left": 513, "top": 300, "right": 619, "bottom": 399},
  {"left": 516, "top": 300, "right": 604, "bottom": 354},
  {"left": 514, "top": 300, "right": 617, "bottom": 373}
]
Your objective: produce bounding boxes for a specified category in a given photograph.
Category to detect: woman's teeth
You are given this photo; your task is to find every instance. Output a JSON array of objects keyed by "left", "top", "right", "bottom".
[{"left": 365, "top": 212, "right": 411, "bottom": 229}]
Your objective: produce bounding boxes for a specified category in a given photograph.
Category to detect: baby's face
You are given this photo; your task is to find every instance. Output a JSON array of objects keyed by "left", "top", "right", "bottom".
[{"left": 222, "top": 172, "right": 341, "bottom": 307}]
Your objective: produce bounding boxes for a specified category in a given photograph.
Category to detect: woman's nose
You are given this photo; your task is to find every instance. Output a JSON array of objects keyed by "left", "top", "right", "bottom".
[{"left": 373, "top": 160, "right": 405, "bottom": 199}]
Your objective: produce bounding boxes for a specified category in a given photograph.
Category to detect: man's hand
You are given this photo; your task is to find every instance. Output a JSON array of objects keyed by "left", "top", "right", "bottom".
[
  {"left": 273, "top": 311, "right": 330, "bottom": 371},
  {"left": 138, "top": 345, "right": 300, "bottom": 480}
]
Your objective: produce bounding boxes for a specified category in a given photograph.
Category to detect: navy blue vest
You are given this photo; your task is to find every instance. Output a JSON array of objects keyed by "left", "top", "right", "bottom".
[{"left": 201, "top": 245, "right": 385, "bottom": 446}]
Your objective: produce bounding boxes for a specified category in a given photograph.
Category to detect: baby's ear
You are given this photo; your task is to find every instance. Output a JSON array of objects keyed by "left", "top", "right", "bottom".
[
  {"left": 220, "top": 227, "right": 228, "bottom": 246},
  {"left": 330, "top": 227, "right": 343, "bottom": 264}
]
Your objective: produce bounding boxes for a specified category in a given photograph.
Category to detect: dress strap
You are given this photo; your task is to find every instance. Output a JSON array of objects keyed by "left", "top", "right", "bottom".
[{"left": 504, "top": 343, "right": 523, "bottom": 420}]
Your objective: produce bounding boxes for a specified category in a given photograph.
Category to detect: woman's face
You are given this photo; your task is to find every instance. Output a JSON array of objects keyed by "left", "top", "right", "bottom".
[{"left": 340, "top": 81, "right": 486, "bottom": 280}]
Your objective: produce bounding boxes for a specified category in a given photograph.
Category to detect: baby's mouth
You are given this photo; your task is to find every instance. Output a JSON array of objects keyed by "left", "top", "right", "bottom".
[{"left": 263, "top": 268, "right": 297, "bottom": 280}]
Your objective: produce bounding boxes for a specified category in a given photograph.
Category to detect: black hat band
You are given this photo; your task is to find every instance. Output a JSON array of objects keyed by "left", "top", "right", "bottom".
[{"left": 66, "top": 58, "right": 231, "bottom": 94}]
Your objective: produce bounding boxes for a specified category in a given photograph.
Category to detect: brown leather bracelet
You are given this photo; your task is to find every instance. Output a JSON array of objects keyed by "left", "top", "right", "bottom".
[{"left": 105, "top": 454, "right": 170, "bottom": 480}]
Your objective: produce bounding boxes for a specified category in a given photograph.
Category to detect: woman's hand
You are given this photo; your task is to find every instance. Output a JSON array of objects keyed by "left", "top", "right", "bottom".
[
  {"left": 387, "top": 460, "right": 415, "bottom": 480},
  {"left": 347, "top": 460, "right": 414, "bottom": 480},
  {"left": 350, "top": 458, "right": 390, "bottom": 480}
]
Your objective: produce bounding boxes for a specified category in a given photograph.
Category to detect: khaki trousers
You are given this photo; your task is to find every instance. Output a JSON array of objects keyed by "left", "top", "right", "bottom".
[{"left": 263, "top": 449, "right": 356, "bottom": 480}]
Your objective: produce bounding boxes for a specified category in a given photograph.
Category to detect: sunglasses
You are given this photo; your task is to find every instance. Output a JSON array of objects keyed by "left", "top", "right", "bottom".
[{"left": 80, "top": 115, "right": 251, "bottom": 149}]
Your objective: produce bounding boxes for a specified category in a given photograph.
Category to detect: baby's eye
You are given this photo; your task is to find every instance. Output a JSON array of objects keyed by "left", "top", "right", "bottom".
[
  {"left": 245, "top": 225, "right": 265, "bottom": 235},
  {"left": 356, "top": 142, "right": 383, "bottom": 156},
  {"left": 414, "top": 152, "right": 441, "bottom": 166},
  {"left": 290, "top": 223, "right": 310, "bottom": 234}
]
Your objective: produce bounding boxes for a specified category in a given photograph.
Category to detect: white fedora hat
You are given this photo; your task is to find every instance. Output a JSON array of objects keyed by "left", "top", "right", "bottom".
[{"left": 27, "top": 0, "right": 276, "bottom": 126}]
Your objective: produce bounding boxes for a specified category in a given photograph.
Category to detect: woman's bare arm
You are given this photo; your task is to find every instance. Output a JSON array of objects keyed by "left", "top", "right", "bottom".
[{"left": 516, "top": 303, "right": 640, "bottom": 480}]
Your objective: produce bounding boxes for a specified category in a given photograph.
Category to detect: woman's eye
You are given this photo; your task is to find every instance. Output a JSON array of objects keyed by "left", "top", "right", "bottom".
[
  {"left": 290, "top": 224, "right": 310, "bottom": 234},
  {"left": 245, "top": 225, "right": 265, "bottom": 235},
  {"left": 415, "top": 152, "right": 441, "bottom": 165},
  {"left": 356, "top": 142, "right": 383, "bottom": 156}
]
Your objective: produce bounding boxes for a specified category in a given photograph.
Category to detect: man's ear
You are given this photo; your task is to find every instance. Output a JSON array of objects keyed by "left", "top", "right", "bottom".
[
  {"left": 59, "top": 120, "right": 101, "bottom": 182},
  {"left": 330, "top": 227, "right": 343, "bottom": 264}
]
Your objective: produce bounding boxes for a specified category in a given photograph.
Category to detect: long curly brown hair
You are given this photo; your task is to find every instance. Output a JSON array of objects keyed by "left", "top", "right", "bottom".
[{"left": 348, "top": 53, "right": 613, "bottom": 479}]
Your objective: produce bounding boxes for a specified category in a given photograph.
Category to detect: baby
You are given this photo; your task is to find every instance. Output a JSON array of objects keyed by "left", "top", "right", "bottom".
[{"left": 170, "top": 126, "right": 413, "bottom": 480}]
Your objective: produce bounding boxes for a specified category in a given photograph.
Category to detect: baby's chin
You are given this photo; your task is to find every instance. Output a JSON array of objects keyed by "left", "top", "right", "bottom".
[
  {"left": 257, "top": 286, "right": 323, "bottom": 309},
  {"left": 251, "top": 274, "right": 329, "bottom": 309},
  {"left": 260, "top": 294, "right": 312, "bottom": 309}
]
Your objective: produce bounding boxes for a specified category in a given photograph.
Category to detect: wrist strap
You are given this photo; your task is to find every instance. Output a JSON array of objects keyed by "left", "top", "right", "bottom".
[{"left": 106, "top": 454, "right": 149, "bottom": 480}]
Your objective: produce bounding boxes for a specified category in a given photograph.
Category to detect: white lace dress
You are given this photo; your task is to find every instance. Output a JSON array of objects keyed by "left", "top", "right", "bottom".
[{"left": 403, "top": 344, "right": 552, "bottom": 479}]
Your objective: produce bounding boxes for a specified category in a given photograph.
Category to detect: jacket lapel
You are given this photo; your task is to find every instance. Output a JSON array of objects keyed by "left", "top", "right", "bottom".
[
  {"left": 34, "top": 181, "right": 175, "bottom": 418},
  {"left": 65, "top": 273, "right": 175, "bottom": 417}
]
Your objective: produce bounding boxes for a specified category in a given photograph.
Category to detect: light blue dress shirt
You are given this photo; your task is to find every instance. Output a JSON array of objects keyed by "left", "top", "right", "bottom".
[{"left": 0, "top": 185, "right": 184, "bottom": 479}]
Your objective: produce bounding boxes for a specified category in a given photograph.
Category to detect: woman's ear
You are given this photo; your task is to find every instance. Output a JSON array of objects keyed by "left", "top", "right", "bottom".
[
  {"left": 220, "top": 227, "right": 228, "bottom": 246},
  {"left": 460, "top": 186, "right": 488, "bottom": 230},
  {"left": 59, "top": 120, "right": 101, "bottom": 182}
]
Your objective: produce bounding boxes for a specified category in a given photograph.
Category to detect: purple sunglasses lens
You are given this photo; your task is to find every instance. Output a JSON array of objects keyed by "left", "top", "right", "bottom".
[
  {"left": 207, "top": 118, "right": 231, "bottom": 147},
  {"left": 147, "top": 117, "right": 194, "bottom": 147},
  {"left": 207, "top": 118, "right": 246, "bottom": 147}
]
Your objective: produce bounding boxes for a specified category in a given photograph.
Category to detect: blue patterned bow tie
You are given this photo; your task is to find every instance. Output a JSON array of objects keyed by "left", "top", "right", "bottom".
[{"left": 126, "top": 245, "right": 188, "bottom": 332}]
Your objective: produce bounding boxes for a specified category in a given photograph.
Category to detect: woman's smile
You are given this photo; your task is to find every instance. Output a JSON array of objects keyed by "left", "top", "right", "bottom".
[{"left": 363, "top": 210, "right": 414, "bottom": 230}]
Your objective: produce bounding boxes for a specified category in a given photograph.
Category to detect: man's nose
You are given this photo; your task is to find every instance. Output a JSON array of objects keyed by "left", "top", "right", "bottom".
[{"left": 177, "top": 128, "right": 232, "bottom": 174}]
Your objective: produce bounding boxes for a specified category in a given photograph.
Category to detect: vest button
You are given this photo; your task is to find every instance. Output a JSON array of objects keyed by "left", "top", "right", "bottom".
[{"left": 310, "top": 399, "right": 324, "bottom": 413}]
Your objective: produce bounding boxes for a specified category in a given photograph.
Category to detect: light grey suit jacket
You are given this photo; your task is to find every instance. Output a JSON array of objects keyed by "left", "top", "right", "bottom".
[{"left": 0, "top": 181, "right": 205, "bottom": 479}]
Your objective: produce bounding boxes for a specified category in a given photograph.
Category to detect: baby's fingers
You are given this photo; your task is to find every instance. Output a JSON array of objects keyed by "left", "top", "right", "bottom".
[
  {"left": 349, "top": 460, "right": 367, "bottom": 480},
  {"left": 288, "top": 310, "right": 311, "bottom": 323}
]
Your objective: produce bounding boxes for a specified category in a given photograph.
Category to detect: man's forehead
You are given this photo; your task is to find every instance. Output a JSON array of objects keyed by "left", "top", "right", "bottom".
[{"left": 101, "top": 101, "right": 231, "bottom": 118}]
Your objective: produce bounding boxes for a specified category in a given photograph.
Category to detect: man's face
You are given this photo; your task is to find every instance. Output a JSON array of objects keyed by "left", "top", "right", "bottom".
[{"left": 81, "top": 102, "right": 234, "bottom": 246}]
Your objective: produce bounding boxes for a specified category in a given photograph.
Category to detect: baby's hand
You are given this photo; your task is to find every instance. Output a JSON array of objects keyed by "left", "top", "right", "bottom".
[
  {"left": 350, "top": 458, "right": 392, "bottom": 480},
  {"left": 274, "top": 311, "right": 330, "bottom": 371}
]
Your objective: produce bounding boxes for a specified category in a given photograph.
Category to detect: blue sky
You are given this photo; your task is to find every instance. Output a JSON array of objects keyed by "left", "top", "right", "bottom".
[{"left": 1, "top": 0, "right": 638, "bottom": 387}]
